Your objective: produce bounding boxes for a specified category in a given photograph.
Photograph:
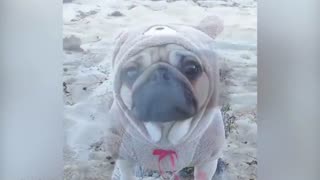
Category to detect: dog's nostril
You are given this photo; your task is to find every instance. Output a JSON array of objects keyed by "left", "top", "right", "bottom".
[
  {"left": 151, "top": 67, "right": 170, "bottom": 81},
  {"left": 163, "top": 71, "right": 169, "bottom": 80}
]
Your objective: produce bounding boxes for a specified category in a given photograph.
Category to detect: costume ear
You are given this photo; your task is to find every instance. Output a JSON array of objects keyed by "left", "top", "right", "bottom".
[
  {"left": 112, "top": 29, "right": 129, "bottom": 67},
  {"left": 197, "top": 15, "right": 224, "bottom": 39}
]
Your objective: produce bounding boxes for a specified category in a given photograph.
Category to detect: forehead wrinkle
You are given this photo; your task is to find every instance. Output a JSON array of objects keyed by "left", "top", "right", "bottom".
[
  {"left": 130, "top": 44, "right": 200, "bottom": 66},
  {"left": 149, "top": 48, "right": 159, "bottom": 62},
  {"left": 124, "top": 55, "right": 143, "bottom": 68},
  {"left": 135, "top": 47, "right": 155, "bottom": 64},
  {"left": 126, "top": 49, "right": 154, "bottom": 67},
  {"left": 159, "top": 46, "right": 169, "bottom": 62}
]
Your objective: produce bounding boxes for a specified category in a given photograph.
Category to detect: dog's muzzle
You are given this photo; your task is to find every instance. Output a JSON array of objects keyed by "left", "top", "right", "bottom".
[{"left": 132, "top": 65, "right": 197, "bottom": 123}]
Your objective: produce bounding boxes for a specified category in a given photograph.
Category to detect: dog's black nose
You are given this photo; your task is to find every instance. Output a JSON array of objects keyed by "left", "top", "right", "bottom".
[
  {"left": 150, "top": 67, "right": 170, "bottom": 81},
  {"left": 132, "top": 66, "right": 197, "bottom": 123}
]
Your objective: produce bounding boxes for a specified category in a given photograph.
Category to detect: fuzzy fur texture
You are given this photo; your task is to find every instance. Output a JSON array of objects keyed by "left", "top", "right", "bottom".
[{"left": 105, "top": 16, "right": 226, "bottom": 178}]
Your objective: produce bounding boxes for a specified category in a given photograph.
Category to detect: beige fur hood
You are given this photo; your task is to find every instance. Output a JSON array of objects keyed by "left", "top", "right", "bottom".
[{"left": 111, "top": 16, "right": 223, "bottom": 144}]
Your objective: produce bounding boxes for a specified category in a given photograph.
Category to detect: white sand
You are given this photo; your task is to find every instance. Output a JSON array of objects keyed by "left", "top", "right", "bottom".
[{"left": 63, "top": 0, "right": 257, "bottom": 179}]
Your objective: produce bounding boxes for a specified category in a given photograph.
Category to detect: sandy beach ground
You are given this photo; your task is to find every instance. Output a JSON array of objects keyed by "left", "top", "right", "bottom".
[{"left": 63, "top": 0, "right": 257, "bottom": 179}]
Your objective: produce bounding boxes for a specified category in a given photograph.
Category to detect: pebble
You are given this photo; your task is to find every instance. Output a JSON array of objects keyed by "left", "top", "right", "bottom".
[
  {"left": 241, "top": 54, "right": 251, "bottom": 59},
  {"left": 109, "top": 11, "right": 124, "bottom": 17},
  {"left": 63, "top": 0, "right": 73, "bottom": 3},
  {"left": 63, "top": 35, "right": 83, "bottom": 52}
]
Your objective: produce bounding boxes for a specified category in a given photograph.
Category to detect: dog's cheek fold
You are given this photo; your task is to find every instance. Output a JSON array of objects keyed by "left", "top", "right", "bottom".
[
  {"left": 193, "top": 74, "right": 210, "bottom": 109},
  {"left": 121, "top": 71, "right": 136, "bottom": 88},
  {"left": 120, "top": 85, "right": 133, "bottom": 109}
]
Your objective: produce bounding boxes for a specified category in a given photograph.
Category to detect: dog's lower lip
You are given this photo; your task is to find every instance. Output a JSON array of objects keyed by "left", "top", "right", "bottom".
[
  {"left": 143, "top": 117, "right": 194, "bottom": 143},
  {"left": 167, "top": 117, "right": 193, "bottom": 144}
]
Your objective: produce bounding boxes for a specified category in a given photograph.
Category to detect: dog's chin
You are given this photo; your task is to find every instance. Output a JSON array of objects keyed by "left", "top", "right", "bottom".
[
  {"left": 127, "top": 111, "right": 195, "bottom": 145},
  {"left": 149, "top": 117, "right": 194, "bottom": 145},
  {"left": 119, "top": 62, "right": 201, "bottom": 144}
]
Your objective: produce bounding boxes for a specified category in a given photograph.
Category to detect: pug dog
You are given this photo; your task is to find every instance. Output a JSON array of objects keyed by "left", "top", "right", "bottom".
[{"left": 106, "top": 16, "right": 225, "bottom": 180}]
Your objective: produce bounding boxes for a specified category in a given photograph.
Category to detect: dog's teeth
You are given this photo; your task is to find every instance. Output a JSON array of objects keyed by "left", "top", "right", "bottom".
[
  {"left": 144, "top": 122, "right": 162, "bottom": 142},
  {"left": 168, "top": 118, "right": 192, "bottom": 145}
]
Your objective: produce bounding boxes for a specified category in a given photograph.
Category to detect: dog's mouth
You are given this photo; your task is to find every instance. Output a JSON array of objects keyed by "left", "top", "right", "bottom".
[
  {"left": 130, "top": 86, "right": 197, "bottom": 143},
  {"left": 131, "top": 81, "right": 197, "bottom": 123},
  {"left": 115, "top": 62, "right": 213, "bottom": 145},
  {"left": 131, "top": 64, "right": 198, "bottom": 122},
  {"left": 119, "top": 83, "right": 199, "bottom": 145},
  {"left": 120, "top": 96, "right": 205, "bottom": 145},
  {"left": 125, "top": 65, "right": 199, "bottom": 144},
  {"left": 142, "top": 117, "right": 194, "bottom": 144},
  {"left": 123, "top": 103, "right": 196, "bottom": 144}
]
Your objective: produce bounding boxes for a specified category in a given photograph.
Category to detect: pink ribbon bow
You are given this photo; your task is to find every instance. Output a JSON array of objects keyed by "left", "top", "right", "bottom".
[{"left": 153, "top": 149, "right": 179, "bottom": 180}]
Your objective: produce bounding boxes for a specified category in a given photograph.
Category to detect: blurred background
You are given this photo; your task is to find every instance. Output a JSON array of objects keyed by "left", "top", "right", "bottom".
[
  {"left": 1, "top": 0, "right": 319, "bottom": 180},
  {"left": 62, "top": 0, "right": 256, "bottom": 179}
]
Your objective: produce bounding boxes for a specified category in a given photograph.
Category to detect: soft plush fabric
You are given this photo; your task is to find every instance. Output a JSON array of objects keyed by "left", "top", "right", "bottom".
[{"left": 105, "top": 16, "right": 225, "bottom": 172}]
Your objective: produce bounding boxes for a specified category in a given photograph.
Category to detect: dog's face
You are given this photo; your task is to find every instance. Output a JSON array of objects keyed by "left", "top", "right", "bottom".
[
  {"left": 118, "top": 44, "right": 211, "bottom": 124},
  {"left": 112, "top": 18, "right": 223, "bottom": 143}
]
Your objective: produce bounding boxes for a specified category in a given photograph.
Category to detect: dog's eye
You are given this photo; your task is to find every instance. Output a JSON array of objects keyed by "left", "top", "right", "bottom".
[
  {"left": 126, "top": 67, "right": 138, "bottom": 79},
  {"left": 123, "top": 66, "right": 140, "bottom": 85},
  {"left": 181, "top": 60, "right": 202, "bottom": 80}
]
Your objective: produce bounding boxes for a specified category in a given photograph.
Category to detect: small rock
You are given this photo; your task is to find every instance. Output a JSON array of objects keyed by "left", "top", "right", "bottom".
[
  {"left": 63, "top": 35, "right": 83, "bottom": 52},
  {"left": 152, "top": 172, "right": 160, "bottom": 177},
  {"left": 215, "top": 158, "right": 227, "bottom": 175},
  {"left": 63, "top": 82, "right": 70, "bottom": 94},
  {"left": 219, "top": 63, "right": 232, "bottom": 81},
  {"left": 77, "top": 10, "right": 98, "bottom": 19},
  {"left": 143, "top": 3, "right": 167, "bottom": 11},
  {"left": 89, "top": 151, "right": 107, "bottom": 160},
  {"left": 167, "top": 0, "right": 184, "bottom": 2},
  {"left": 196, "top": 0, "right": 235, "bottom": 8},
  {"left": 89, "top": 140, "right": 104, "bottom": 151},
  {"left": 232, "top": 2, "right": 240, "bottom": 7},
  {"left": 221, "top": 104, "right": 236, "bottom": 138},
  {"left": 241, "top": 54, "right": 251, "bottom": 59},
  {"left": 212, "top": 159, "right": 227, "bottom": 180},
  {"left": 179, "top": 167, "right": 194, "bottom": 177},
  {"left": 109, "top": 11, "right": 124, "bottom": 17},
  {"left": 246, "top": 160, "right": 258, "bottom": 166},
  {"left": 63, "top": 0, "right": 73, "bottom": 3},
  {"left": 142, "top": 169, "right": 155, "bottom": 177},
  {"left": 128, "top": 5, "right": 137, "bottom": 10}
]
